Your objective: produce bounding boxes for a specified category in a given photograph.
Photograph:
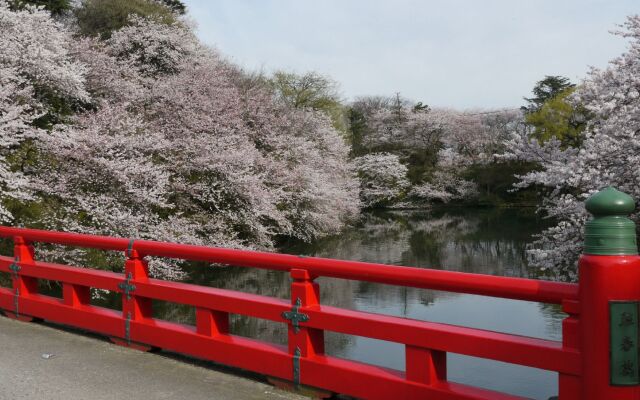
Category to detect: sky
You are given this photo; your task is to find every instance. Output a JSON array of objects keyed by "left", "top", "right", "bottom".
[{"left": 182, "top": 0, "right": 639, "bottom": 109}]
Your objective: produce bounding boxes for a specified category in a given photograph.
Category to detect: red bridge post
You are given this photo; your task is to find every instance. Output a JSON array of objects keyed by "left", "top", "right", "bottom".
[
  {"left": 5, "top": 236, "right": 37, "bottom": 322},
  {"left": 579, "top": 187, "right": 640, "bottom": 399},
  {"left": 288, "top": 270, "right": 324, "bottom": 357},
  {"left": 110, "top": 241, "right": 153, "bottom": 350},
  {"left": 287, "top": 269, "right": 324, "bottom": 385}
]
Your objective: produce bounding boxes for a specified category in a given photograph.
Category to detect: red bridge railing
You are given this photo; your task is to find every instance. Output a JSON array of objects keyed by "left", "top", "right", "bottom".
[{"left": 1, "top": 186, "right": 639, "bottom": 400}]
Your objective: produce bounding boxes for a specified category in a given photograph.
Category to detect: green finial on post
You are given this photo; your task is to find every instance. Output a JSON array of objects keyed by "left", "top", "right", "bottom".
[{"left": 584, "top": 187, "right": 638, "bottom": 255}]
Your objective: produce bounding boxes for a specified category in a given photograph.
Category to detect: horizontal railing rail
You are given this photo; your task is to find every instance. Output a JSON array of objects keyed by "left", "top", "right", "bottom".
[
  {"left": 0, "top": 226, "right": 577, "bottom": 304},
  {"left": 0, "top": 226, "right": 582, "bottom": 400}
]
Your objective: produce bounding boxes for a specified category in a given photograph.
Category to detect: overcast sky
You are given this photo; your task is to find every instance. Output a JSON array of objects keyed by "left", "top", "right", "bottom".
[{"left": 182, "top": 0, "right": 638, "bottom": 109}]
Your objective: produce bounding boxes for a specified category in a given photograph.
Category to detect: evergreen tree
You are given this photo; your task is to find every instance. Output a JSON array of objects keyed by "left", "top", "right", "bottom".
[
  {"left": 8, "top": 0, "right": 70, "bottom": 15},
  {"left": 525, "top": 87, "right": 588, "bottom": 148},
  {"left": 159, "top": 0, "right": 185, "bottom": 14},
  {"left": 522, "top": 75, "right": 574, "bottom": 113},
  {"left": 75, "top": 0, "right": 177, "bottom": 38}
]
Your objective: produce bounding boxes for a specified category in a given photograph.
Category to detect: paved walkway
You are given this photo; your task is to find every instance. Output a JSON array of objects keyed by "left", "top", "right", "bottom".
[{"left": 0, "top": 316, "right": 306, "bottom": 400}]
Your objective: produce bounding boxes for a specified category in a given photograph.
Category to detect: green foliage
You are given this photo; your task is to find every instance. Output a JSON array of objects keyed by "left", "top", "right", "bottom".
[
  {"left": 32, "top": 85, "right": 84, "bottom": 130},
  {"left": 6, "top": 138, "right": 38, "bottom": 174},
  {"left": 159, "top": 0, "right": 185, "bottom": 14},
  {"left": 405, "top": 149, "right": 440, "bottom": 185},
  {"left": 412, "top": 101, "right": 429, "bottom": 112},
  {"left": 463, "top": 161, "right": 541, "bottom": 206},
  {"left": 269, "top": 71, "right": 348, "bottom": 133},
  {"left": 8, "top": 0, "right": 70, "bottom": 15},
  {"left": 347, "top": 107, "right": 367, "bottom": 156},
  {"left": 75, "top": 0, "right": 177, "bottom": 38},
  {"left": 525, "top": 87, "right": 588, "bottom": 148},
  {"left": 522, "top": 75, "right": 574, "bottom": 114}
]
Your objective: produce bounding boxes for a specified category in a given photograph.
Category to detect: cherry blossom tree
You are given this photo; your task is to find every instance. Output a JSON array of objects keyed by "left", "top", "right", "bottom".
[
  {"left": 24, "top": 14, "right": 359, "bottom": 277},
  {"left": 363, "top": 100, "right": 446, "bottom": 151},
  {"left": 0, "top": 1, "right": 86, "bottom": 222},
  {"left": 409, "top": 148, "right": 478, "bottom": 203},
  {"left": 503, "top": 15, "right": 640, "bottom": 279},
  {"left": 352, "top": 95, "right": 521, "bottom": 204},
  {"left": 0, "top": 68, "right": 37, "bottom": 221},
  {"left": 354, "top": 153, "right": 409, "bottom": 207}
]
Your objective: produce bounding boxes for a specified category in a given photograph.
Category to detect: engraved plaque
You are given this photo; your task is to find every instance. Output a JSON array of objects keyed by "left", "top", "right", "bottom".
[{"left": 610, "top": 301, "right": 639, "bottom": 385}]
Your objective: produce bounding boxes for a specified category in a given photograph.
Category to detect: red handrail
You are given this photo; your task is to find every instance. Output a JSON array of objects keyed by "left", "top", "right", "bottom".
[
  {"left": 0, "top": 226, "right": 577, "bottom": 304},
  {"left": 0, "top": 226, "right": 581, "bottom": 400}
]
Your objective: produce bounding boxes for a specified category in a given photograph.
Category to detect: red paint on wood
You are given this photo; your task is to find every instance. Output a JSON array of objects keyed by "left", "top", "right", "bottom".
[
  {"left": 196, "top": 308, "right": 229, "bottom": 336},
  {"left": 578, "top": 254, "right": 640, "bottom": 400},
  {"left": 63, "top": 283, "right": 90, "bottom": 307},
  {"left": 288, "top": 269, "right": 324, "bottom": 358},
  {"left": 0, "top": 226, "right": 577, "bottom": 303},
  {"left": 406, "top": 345, "right": 446, "bottom": 384}
]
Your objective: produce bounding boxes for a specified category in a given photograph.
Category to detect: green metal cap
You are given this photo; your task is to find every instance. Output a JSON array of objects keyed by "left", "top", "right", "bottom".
[{"left": 584, "top": 187, "right": 638, "bottom": 255}]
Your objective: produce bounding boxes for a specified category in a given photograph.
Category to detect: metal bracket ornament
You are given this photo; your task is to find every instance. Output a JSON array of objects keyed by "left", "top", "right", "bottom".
[
  {"left": 118, "top": 273, "right": 136, "bottom": 300},
  {"left": 126, "top": 239, "right": 135, "bottom": 258},
  {"left": 125, "top": 312, "right": 132, "bottom": 345},
  {"left": 293, "top": 347, "right": 301, "bottom": 386},
  {"left": 9, "top": 256, "right": 20, "bottom": 317},
  {"left": 282, "top": 298, "right": 309, "bottom": 334}
]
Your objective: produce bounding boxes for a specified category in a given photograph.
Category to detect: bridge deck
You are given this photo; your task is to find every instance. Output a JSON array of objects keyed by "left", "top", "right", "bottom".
[{"left": 0, "top": 316, "right": 305, "bottom": 400}]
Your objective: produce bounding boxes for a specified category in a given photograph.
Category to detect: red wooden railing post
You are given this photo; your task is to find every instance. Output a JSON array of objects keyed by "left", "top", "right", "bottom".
[
  {"left": 405, "top": 346, "right": 446, "bottom": 385},
  {"left": 196, "top": 308, "right": 229, "bottom": 336},
  {"left": 111, "top": 241, "right": 153, "bottom": 350},
  {"left": 579, "top": 188, "right": 640, "bottom": 399},
  {"left": 62, "top": 282, "right": 90, "bottom": 308},
  {"left": 286, "top": 269, "right": 324, "bottom": 386},
  {"left": 6, "top": 236, "right": 38, "bottom": 321}
]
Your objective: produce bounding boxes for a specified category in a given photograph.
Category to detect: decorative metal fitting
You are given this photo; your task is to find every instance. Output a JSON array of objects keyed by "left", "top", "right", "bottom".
[
  {"left": 9, "top": 256, "right": 20, "bottom": 275},
  {"left": 125, "top": 312, "right": 132, "bottom": 345},
  {"left": 584, "top": 187, "right": 638, "bottom": 255},
  {"left": 118, "top": 273, "right": 136, "bottom": 300},
  {"left": 9, "top": 256, "right": 20, "bottom": 316},
  {"left": 126, "top": 239, "right": 135, "bottom": 258},
  {"left": 293, "top": 346, "right": 301, "bottom": 386},
  {"left": 282, "top": 298, "right": 309, "bottom": 334}
]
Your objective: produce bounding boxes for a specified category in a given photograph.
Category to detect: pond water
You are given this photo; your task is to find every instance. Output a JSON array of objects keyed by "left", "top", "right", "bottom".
[{"left": 174, "top": 207, "right": 563, "bottom": 400}]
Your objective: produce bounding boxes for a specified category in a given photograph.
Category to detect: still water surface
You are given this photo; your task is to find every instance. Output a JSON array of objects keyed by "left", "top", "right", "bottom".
[{"left": 169, "top": 207, "right": 562, "bottom": 400}]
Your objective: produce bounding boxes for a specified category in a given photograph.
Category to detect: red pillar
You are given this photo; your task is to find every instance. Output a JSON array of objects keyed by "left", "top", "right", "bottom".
[
  {"left": 287, "top": 269, "right": 324, "bottom": 382},
  {"left": 579, "top": 254, "right": 640, "bottom": 399},
  {"left": 6, "top": 236, "right": 38, "bottom": 321},
  {"left": 579, "top": 187, "right": 640, "bottom": 399},
  {"left": 110, "top": 243, "right": 153, "bottom": 351}
]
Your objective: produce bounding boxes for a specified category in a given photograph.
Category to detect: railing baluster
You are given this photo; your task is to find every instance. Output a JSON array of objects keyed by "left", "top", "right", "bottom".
[
  {"left": 7, "top": 236, "right": 38, "bottom": 321},
  {"left": 196, "top": 308, "right": 229, "bottom": 336},
  {"left": 63, "top": 283, "right": 90, "bottom": 307},
  {"left": 405, "top": 345, "right": 446, "bottom": 385},
  {"left": 112, "top": 243, "right": 152, "bottom": 350}
]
